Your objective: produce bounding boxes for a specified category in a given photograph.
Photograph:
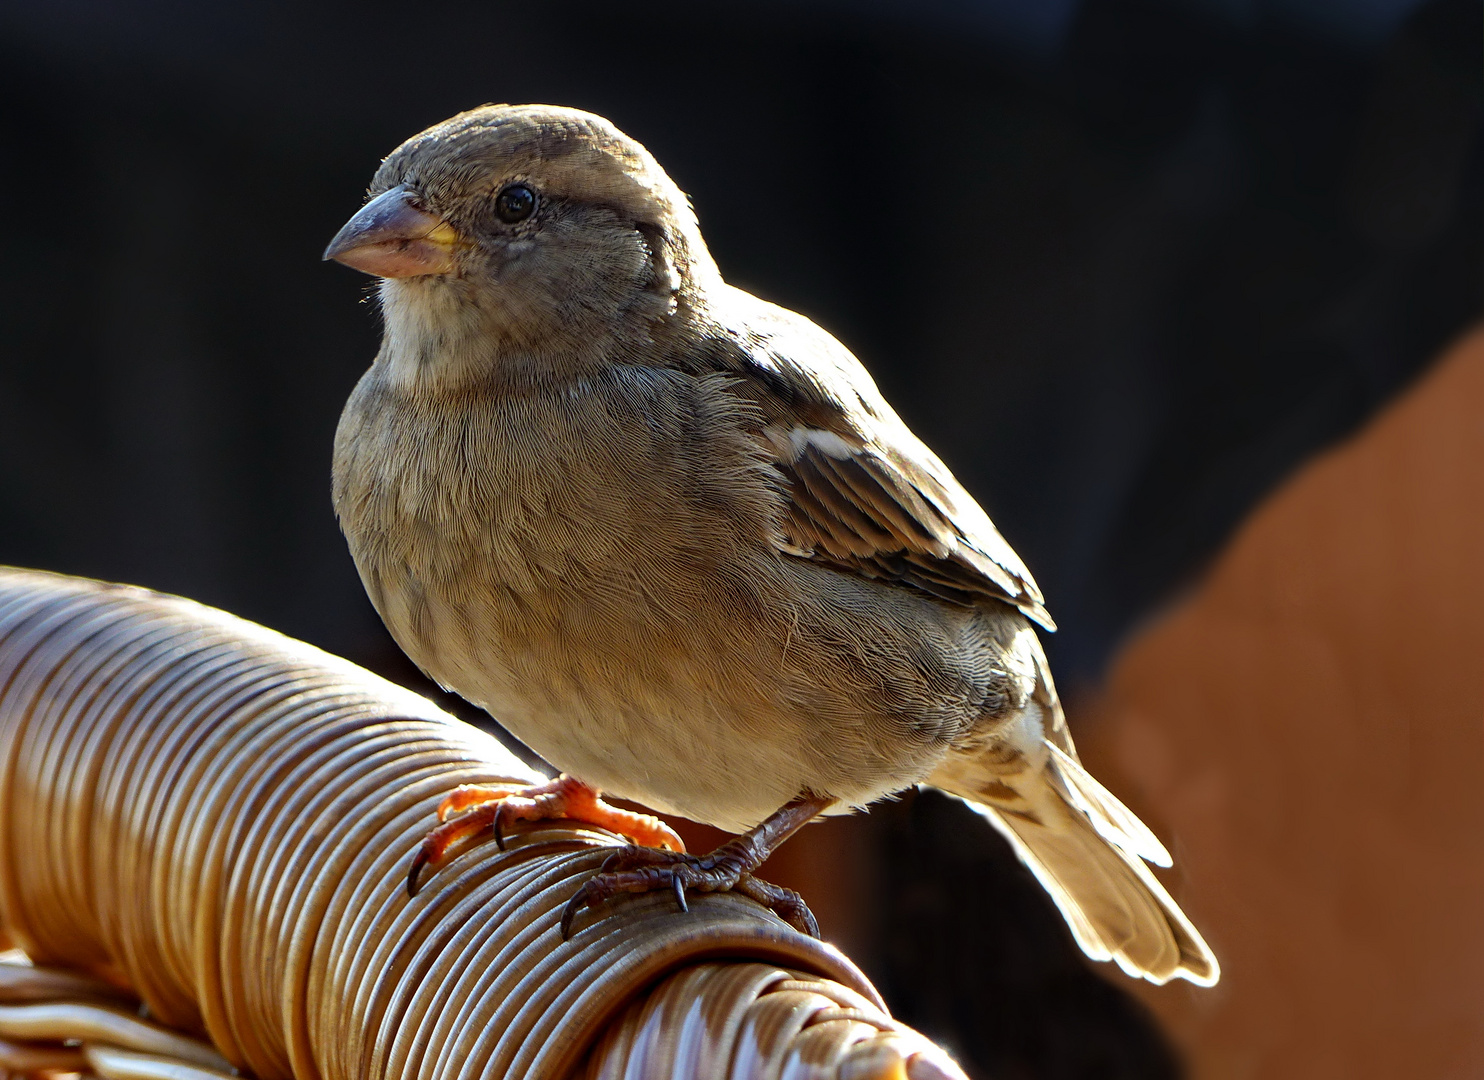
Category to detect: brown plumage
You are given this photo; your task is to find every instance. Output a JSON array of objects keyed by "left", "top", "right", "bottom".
[{"left": 326, "top": 104, "right": 1218, "bottom": 985}]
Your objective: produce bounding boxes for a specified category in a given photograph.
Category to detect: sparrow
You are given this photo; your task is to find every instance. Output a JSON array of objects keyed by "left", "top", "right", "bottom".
[{"left": 325, "top": 104, "right": 1218, "bottom": 986}]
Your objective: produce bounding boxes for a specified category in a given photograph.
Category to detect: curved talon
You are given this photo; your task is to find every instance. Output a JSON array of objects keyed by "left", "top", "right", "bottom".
[
  {"left": 406, "top": 848, "right": 430, "bottom": 898},
  {"left": 671, "top": 873, "right": 689, "bottom": 914},
  {"left": 560, "top": 882, "right": 594, "bottom": 940},
  {"left": 492, "top": 802, "right": 509, "bottom": 852}
]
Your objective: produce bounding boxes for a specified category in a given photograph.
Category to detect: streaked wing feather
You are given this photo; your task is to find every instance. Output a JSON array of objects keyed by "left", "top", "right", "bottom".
[
  {"left": 775, "top": 438, "right": 1055, "bottom": 629},
  {"left": 791, "top": 456, "right": 896, "bottom": 555},
  {"left": 814, "top": 453, "right": 951, "bottom": 550}
]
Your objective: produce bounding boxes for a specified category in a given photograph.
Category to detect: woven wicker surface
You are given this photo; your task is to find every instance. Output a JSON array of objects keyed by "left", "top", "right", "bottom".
[{"left": 0, "top": 568, "right": 966, "bottom": 1080}]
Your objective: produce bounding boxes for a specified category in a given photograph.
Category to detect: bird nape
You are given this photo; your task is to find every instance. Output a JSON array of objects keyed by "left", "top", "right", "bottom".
[{"left": 324, "top": 103, "right": 1218, "bottom": 988}]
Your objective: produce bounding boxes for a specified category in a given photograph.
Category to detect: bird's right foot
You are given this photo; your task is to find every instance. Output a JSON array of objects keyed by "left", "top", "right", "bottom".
[{"left": 406, "top": 774, "right": 684, "bottom": 895}]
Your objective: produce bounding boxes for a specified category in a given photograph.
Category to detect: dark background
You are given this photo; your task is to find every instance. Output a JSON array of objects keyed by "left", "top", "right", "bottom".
[{"left": 1, "top": 1, "right": 1478, "bottom": 1075}]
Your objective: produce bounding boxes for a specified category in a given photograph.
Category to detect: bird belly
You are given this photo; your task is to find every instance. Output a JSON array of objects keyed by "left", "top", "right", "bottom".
[
  {"left": 364, "top": 542, "right": 1022, "bottom": 833},
  {"left": 366, "top": 560, "right": 856, "bottom": 830}
]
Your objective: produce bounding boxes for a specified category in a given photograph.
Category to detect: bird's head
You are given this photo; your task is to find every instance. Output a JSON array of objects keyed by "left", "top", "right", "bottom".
[{"left": 325, "top": 104, "right": 717, "bottom": 385}]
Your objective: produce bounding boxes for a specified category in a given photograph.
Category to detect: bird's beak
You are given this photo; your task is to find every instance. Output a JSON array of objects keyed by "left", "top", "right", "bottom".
[{"left": 323, "top": 185, "right": 461, "bottom": 278}]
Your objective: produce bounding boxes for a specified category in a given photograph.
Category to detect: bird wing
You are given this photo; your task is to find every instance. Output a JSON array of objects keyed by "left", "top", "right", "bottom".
[
  {"left": 762, "top": 423, "right": 1054, "bottom": 627},
  {"left": 701, "top": 288, "right": 1054, "bottom": 630}
]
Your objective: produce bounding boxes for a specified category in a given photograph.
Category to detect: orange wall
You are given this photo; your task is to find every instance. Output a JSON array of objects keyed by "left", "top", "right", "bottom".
[{"left": 1079, "top": 324, "right": 1484, "bottom": 1078}]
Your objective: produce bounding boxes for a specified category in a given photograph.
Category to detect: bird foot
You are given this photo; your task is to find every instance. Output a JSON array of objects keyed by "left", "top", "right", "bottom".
[
  {"left": 407, "top": 775, "right": 684, "bottom": 895},
  {"left": 558, "top": 793, "right": 837, "bottom": 939},
  {"left": 558, "top": 844, "right": 819, "bottom": 939}
]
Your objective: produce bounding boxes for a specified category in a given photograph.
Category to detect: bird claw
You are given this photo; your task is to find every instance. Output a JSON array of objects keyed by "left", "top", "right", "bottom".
[
  {"left": 733, "top": 873, "right": 819, "bottom": 937},
  {"left": 492, "top": 800, "right": 515, "bottom": 852},
  {"left": 407, "top": 775, "right": 685, "bottom": 896},
  {"left": 557, "top": 845, "right": 818, "bottom": 940},
  {"left": 406, "top": 848, "right": 431, "bottom": 898}
]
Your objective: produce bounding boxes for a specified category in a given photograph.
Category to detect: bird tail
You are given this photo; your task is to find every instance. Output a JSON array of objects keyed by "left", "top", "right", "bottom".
[{"left": 931, "top": 743, "right": 1220, "bottom": 987}]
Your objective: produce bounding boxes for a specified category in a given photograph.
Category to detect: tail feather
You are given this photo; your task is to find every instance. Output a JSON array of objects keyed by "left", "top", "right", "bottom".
[
  {"left": 1044, "top": 742, "right": 1172, "bottom": 868},
  {"left": 934, "top": 629, "right": 1219, "bottom": 985},
  {"left": 934, "top": 763, "right": 1220, "bottom": 987}
]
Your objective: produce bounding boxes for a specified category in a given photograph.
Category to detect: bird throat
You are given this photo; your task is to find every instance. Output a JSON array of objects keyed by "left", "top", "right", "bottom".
[{"left": 377, "top": 277, "right": 631, "bottom": 395}]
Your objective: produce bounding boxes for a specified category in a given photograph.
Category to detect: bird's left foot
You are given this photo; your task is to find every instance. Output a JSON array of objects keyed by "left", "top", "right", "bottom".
[
  {"left": 407, "top": 775, "right": 684, "bottom": 895},
  {"left": 559, "top": 845, "right": 818, "bottom": 938},
  {"left": 559, "top": 793, "right": 835, "bottom": 939}
]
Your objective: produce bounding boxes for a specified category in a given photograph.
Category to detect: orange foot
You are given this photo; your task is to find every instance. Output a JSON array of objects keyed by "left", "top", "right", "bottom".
[{"left": 406, "top": 775, "right": 684, "bottom": 896}]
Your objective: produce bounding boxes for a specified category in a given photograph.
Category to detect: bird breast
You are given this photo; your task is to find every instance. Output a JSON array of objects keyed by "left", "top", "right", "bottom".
[
  {"left": 331, "top": 357, "right": 1025, "bottom": 829},
  {"left": 335, "top": 360, "right": 785, "bottom": 689},
  {"left": 337, "top": 359, "right": 782, "bottom": 602}
]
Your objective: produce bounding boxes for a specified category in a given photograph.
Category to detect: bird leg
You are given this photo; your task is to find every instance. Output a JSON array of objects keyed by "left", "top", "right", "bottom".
[
  {"left": 407, "top": 774, "right": 684, "bottom": 895},
  {"left": 559, "top": 792, "right": 836, "bottom": 939}
]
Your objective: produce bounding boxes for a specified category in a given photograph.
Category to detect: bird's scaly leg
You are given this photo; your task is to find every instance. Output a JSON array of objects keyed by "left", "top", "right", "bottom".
[
  {"left": 560, "top": 793, "right": 835, "bottom": 939},
  {"left": 407, "top": 775, "right": 684, "bottom": 895}
]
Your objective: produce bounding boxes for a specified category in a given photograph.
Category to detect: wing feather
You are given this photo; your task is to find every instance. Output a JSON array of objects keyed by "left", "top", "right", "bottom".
[
  {"left": 773, "top": 435, "right": 1054, "bottom": 629},
  {"left": 692, "top": 286, "right": 1055, "bottom": 630}
]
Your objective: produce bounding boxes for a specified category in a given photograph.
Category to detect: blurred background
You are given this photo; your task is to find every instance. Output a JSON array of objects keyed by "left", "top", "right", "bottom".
[{"left": 1, "top": 0, "right": 1480, "bottom": 1076}]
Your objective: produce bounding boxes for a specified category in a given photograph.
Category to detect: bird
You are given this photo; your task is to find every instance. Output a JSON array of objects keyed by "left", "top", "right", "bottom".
[{"left": 324, "top": 103, "right": 1219, "bottom": 986}]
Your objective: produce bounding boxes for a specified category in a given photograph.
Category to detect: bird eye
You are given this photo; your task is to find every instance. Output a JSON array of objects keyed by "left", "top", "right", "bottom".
[{"left": 495, "top": 184, "right": 536, "bottom": 224}]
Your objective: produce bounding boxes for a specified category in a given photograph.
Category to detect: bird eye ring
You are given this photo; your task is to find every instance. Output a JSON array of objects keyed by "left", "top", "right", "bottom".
[{"left": 495, "top": 184, "right": 537, "bottom": 224}]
